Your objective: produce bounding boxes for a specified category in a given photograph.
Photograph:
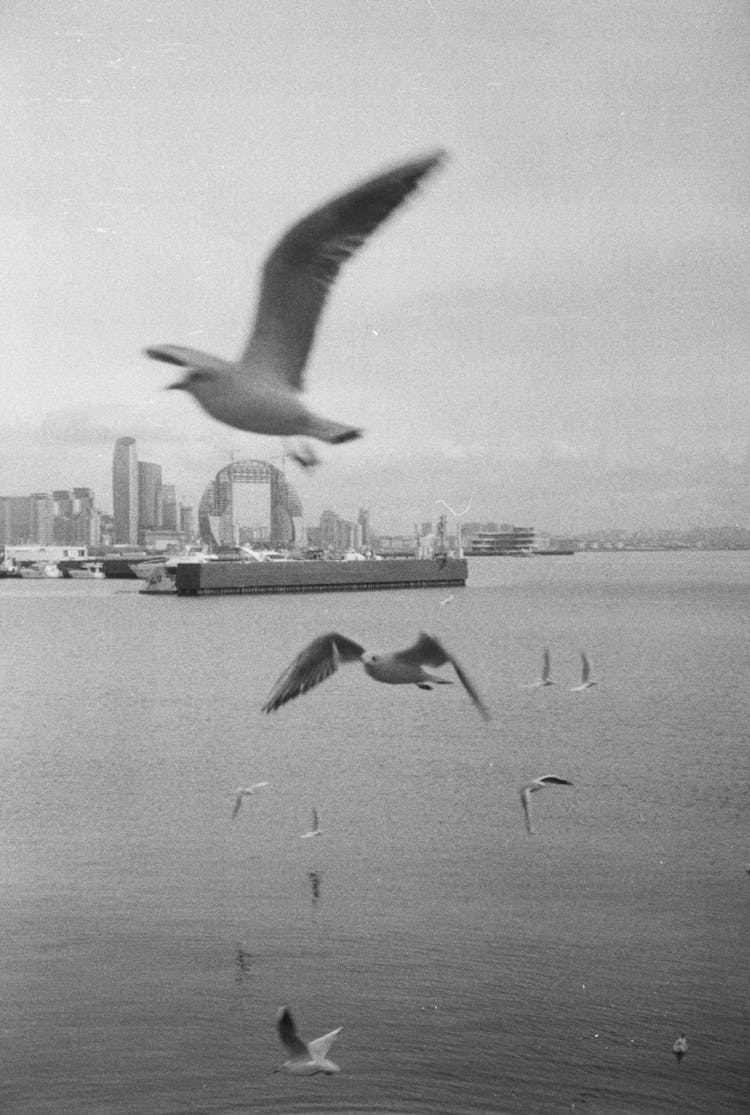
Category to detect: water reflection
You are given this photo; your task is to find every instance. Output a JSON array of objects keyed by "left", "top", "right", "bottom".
[
  {"left": 308, "top": 870, "right": 321, "bottom": 905},
  {"left": 234, "top": 944, "right": 253, "bottom": 982}
]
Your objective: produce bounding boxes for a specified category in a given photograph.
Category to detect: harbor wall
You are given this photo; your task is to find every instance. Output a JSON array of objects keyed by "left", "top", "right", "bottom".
[{"left": 175, "top": 557, "right": 467, "bottom": 596}]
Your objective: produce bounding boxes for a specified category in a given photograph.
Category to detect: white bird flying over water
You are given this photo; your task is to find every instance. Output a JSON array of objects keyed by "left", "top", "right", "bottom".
[
  {"left": 231, "top": 781, "right": 270, "bottom": 818},
  {"left": 301, "top": 807, "right": 321, "bottom": 839},
  {"left": 262, "top": 631, "right": 490, "bottom": 720},
  {"left": 523, "top": 648, "right": 554, "bottom": 689},
  {"left": 519, "top": 774, "right": 573, "bottom": 835},
  {"left": 275, "top": 1006, "right": 342, "bottom": 1075},
  {"left": 672, "top": 1033, "right": 688, "bottom": 1062},
  {"left": 145, "top": 151, "right": 446, "bottom": 467},
  {"left": 571, "top": 651, "right": 596, "bottom": 691}
]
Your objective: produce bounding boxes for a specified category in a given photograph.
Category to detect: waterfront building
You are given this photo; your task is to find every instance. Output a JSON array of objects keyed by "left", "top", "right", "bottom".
[
  {"left": 357, "top": 508, "right": 370, "bottom": 547},
  {"left": 0, "top": 496, "right": 32, "bottom": 545},
  {"left": 319, "top": 509, "right": 357, "bottom": 552},
  {"left": 31, "top": 493, "right": 56, "bottom": 545},
  {"left": 112, "top": 437, "right": 139, "bottom": 545},
  {"left": 179, "top": 505, "right": 195, "bottom": 540},
  {"left": 465, "top": 525, "right": 535, "bottom": 555},
  {"left": 375, "top": 534, "right": 419, "bottom": 557},
  {"left": 197, "top": 459, "right": 302, "bottom": 550},
  {"left": 161, "top": 484, "right": 178, "bottom": 532},
  {"left": 138, "top": 462, "right": 163, "bottom": 540}
]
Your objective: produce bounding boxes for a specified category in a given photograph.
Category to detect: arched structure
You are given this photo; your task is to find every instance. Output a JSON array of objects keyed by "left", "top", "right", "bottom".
[{"left": 198, "top": 460, "right": 302, "bottom": 550}]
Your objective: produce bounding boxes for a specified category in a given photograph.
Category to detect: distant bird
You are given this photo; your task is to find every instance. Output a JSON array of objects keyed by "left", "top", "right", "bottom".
[
  {"left": 231, "top": 781, "right": 270, "bottom": 818},
  {"left": 262, "top": 631, "right": 490, "bottom": 720},
  {"left": 301, "top": 807, "right": 321, "bottom": 839},
  {"left": 571, "top": 652, "right": 596, "bottom": 691},
  {"left": 440, "top": 594, "right": 455, "bottom": 606},
  {"left": 275, "top": 1006, "right": 342, "bottom": 1075},
  {"left": 519, "top": 774, "right": 574, "bottom": 835},
  {"left": 145, "top": 151, "right": 446, "bottom": 466},
  {"left": 524, "top": 648, "right": 555, "bottom": 689},
  {"left": 672, "top": 1033, "right": 688, "bottom": 1062}
]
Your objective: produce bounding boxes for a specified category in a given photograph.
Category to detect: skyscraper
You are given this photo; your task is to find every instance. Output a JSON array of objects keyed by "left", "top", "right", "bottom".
[
  {"left": 138, "top": 461, "right": 162, "bottom": 541},
  {"left": 112, "top": 437, "right": 138, "bottom": 545},
  {"left": 161, "top": 484, "right": 178, "bottom": 532}
]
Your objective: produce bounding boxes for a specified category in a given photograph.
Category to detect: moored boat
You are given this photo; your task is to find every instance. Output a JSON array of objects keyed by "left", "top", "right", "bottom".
[
  {"left": 18, "top": 562, "right": 63, "bottom": 578},
  {"left": 68, "top": 561, "right": 106, "bottom": 579}
]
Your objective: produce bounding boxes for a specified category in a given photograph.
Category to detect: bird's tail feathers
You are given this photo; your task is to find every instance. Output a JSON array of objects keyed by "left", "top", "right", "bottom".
[{"left": 321, "top": 422, "right": 363, "bottom": 445}]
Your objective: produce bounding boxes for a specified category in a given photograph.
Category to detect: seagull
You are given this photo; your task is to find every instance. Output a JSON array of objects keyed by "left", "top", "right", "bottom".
[
  {"left": 301, "top": 807, "right": 321, "bottom": 839},
  {"left": 519, "top": 774, "right": 573, "bottom": 835},
  {"left": 275, "top": 1006, "right": 342, "bottom": 1075},
  {"left": 231, "top": 781, "right": 270, "bottom": 818},
  {"left": 571, "top": 651, "right": 596, "bottom": 691},
  {"left": 523, "top": 648, "right": 555, "bottom": 689},
  {"left": 672, "top": 1033, "right": 688, "bottom": 1062},
  {"left": 262, "top": 631, "right": 490, "bottom": 720},
  {"left": 145, "top": 150, "right": 446, "bottom": 466}
]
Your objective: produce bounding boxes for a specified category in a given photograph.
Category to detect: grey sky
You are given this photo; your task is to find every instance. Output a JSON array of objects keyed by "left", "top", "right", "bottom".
[{"left": 3, "top": 0, "right": 748, "bottom": 532}]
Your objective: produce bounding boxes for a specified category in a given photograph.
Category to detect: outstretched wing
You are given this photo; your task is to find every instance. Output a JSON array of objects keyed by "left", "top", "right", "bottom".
[
  {"left": 262, "top": 633, "right": 365, "bottom": 712},
  {"left": 541, "top": 648, "right": 552, "bottom": 682},
  {"left": 396, "top": 633, "right": 490, "bottom": 721},
  {"left": 537, "top": 775, "right": 573, "bottom": 787},
  {"left": 580, "top": 652, "right": 590, "bottom": 683},
  {"left": 277, "top": 1007, "right": 309, "bottom": 1058},
  {"left": 240, "top": 151, "right": 446, "bottom": 388},
  {"left": 143, "top": 346, "right": 234, "bottom": 375},
  {"left": 308, "top": 1026, "right": 343, "bottom": 1061}
]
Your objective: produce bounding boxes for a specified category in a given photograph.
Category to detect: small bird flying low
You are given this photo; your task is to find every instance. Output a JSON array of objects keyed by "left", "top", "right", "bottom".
[
  {"left": 262, "top": 631, "right": 490, "bottom": 720},
  {"left": 231, "top": 781, "right": 270, "bottom": 818},
  {"left": 672, "top": 1033, "right": 688, "bottom": 1062},
  {"left": 145, "top": 151, "right": 446, "bottom": 466},
  {"left": 519, "top": 774, "right": 573, "bottom": 835},
  {"left": 571, "top": 651, "right": 596, "bottom": 691},
  {"left": 275, "top": 1006, "right": 342, "bottom": 1075}
]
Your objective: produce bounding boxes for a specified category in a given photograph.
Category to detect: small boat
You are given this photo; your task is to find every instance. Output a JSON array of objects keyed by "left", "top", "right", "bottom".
[
  {"left": 19, "top": 562, "right": 63, "bottom": 579},
  {"left": 139, "top": 567, "right": 177, "bottom": 594},
  {"left": 68, "top": 561, "right": 105, "bottom": 580}
]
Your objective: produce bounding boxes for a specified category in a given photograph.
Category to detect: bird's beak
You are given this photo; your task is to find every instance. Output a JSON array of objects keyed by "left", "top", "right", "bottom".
[{"left": 166, "top": 379, "right": 187, "bottom": 390}]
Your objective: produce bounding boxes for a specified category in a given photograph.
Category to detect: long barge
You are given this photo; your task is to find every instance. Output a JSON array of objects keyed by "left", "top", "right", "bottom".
[{"left": 172, "top": 557, "right": 468, "bottom": 596}]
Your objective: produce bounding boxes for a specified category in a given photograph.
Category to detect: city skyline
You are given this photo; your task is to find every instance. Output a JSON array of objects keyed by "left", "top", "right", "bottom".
[
  {"left": 3, "top": 434, "right": 750, "bottom": 553},
  {"left": 4, "top": 2, "right": 748, "bottom": 537}
]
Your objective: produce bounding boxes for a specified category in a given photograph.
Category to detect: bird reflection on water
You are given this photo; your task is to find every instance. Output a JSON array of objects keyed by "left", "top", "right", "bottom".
[
  {"left": 308, "top": 870, "right": 322, "bottom": 905},
  {"left": 234, "top": 945, "right": 253, "bottom": 983}
]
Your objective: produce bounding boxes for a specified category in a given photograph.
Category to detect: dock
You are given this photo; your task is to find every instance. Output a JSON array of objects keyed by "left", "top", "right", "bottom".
[{"left": 173, "top": 557, "right": 468, "bottom": 596}]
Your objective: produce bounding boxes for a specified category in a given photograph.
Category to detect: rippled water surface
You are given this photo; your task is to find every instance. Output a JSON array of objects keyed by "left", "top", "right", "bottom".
[{"left": 2, "top": 552, "right": 748, "bottom": 1112}]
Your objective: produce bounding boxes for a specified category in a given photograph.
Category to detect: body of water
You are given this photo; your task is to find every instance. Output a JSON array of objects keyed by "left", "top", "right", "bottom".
[{"left": 2, "top": 551, "right": 748, "bottom": 1112}]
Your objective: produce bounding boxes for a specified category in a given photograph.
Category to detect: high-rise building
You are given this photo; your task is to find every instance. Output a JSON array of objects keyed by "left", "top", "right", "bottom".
[
  {"left": 138, "top": 462, "right": 162, "bottom": 541},
  {"left": 161, "top": 484, "right": 178, "bottom": 532},
  {"left": 179, "top": 505, "right": 195, "bottom": 539},
  {"left": 31, "top": 493, "right": 56, "bottom": 544},
  {"left": 319, "top": 509, "right": 356, "bottom": 551},
  {"left": 112, "top": 437, "right": 139, "bottom": 545},
  {"left": 357, "top": 507, "right": 370, "bottom": 546}
]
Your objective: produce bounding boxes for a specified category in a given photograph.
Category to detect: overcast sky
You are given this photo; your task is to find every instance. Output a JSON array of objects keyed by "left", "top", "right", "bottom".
[{"left": 3, "top": 0, "right": 748, "bottom": 533}]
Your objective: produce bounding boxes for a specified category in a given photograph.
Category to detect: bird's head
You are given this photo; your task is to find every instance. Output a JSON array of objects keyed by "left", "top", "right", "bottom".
[
  {"left": 167, "top": 368, "right": 220, "bottom": 397},
  {"left": 361, "top": 651, "right": 379, "bottom": 665}
]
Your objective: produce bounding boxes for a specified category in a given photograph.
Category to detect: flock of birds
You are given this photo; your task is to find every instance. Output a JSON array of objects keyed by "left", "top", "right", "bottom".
[
  {"left": 229, "top": 635, "right": 599, "bottom": 1072},
  {"left": 141, "top": 151, "right": 688, "bottom": 1074}
]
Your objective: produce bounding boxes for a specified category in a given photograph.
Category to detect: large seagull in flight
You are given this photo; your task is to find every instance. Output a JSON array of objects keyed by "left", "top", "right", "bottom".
[
  {"left": 146, "top": 151, "right": 446, "bottom": 466},
  {"left": 262, "top": 631, "right": 490, "bottom": 720}
]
